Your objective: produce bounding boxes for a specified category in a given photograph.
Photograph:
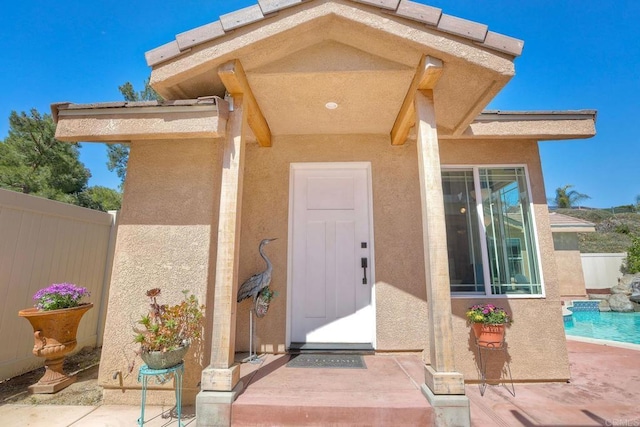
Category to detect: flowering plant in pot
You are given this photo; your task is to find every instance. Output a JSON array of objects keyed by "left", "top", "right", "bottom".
[
  {"left": 18, "top": 283, "right": 93, "bottom": 393},
  {"left": 466, "top": 303, "right": 511, "bottom": 348},
  {"left": 32, "top": 283, "right": 91, "bottom": 311},
  {"left": 133, "top": 288, "right": 205, "bottom": 370},
  {"left": 466, "top": 303, "right": 511, "bottom": 325}
]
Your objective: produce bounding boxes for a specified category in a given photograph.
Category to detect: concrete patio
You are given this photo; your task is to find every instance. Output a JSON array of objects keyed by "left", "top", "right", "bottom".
[{"left": 1, "top": 339, "right": 638, "bottom": 426}]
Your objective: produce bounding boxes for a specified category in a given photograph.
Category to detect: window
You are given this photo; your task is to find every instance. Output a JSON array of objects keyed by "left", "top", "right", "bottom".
[{"left": 442, "top": 167, "right": 542, "bottom": 296}]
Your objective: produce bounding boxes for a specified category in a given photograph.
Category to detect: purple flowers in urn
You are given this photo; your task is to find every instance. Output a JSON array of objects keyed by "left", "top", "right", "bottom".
[{"left": 33, "top": 283, "right": 90, "bottom": 311}]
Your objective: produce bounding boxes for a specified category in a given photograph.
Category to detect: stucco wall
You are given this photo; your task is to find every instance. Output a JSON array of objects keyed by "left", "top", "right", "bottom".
[
  {"left": 440, "top": 139, "right": 570, "bottom": 381},
  {"left": 236, "top": 136, "right": 569, "bottom": 381},
  {"left": 99, "top": 138, "right": 223, "bottom": 405},
  {"left": 554, "top": 233, "right": 588, "bottom": 297},
  {"left": 100, "top": 134, "right": 569, "bottom": 395},
  {"left": 236, "top": 134, "right": 429, "bottom": 353}
]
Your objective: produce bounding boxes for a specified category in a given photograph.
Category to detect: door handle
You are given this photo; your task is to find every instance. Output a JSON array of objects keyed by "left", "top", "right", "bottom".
[{"left": 361, "top": 257, "right": 368, "bottom": 285}]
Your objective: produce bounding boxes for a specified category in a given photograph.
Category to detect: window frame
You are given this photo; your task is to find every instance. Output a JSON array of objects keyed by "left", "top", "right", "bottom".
[{"left": 442, "top": 164, "right": 546, "bottom": 299}]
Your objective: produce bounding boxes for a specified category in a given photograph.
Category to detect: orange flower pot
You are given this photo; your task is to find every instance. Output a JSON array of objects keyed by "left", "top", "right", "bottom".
[{"left": 472, "top": 323, "right": 505, "bottom": 348}]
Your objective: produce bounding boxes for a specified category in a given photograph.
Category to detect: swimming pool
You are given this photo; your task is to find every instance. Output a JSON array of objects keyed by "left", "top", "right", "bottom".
[{"left": 564, "top": 310, "right": 640, "bottom": 344}]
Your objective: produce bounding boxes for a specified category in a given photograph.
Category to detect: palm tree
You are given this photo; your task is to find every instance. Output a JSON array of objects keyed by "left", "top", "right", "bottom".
[{"left": 554, "top": 184, "right": 590, "bottom": 208}]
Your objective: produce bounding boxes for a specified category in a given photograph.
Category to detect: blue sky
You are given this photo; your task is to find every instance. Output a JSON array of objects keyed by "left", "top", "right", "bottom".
[{"left": 1, "top": 1, "right": 638, "bottom": 208}]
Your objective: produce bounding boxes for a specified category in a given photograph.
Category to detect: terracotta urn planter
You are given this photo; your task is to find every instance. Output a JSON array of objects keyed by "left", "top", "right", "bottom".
[
  {"left": 472, "top": 323, "right": 506, "bottom": 348},
  {"left": 18, "top": 303, "right": 93, "bottom": 393}
]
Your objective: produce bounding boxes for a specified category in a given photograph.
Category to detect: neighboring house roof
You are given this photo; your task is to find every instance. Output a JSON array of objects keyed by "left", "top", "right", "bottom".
[
  {"left": 145, "top": 0, "right": 523, "bottom": 67},
  {"left": 549, "top": 212, "right": 596, "bottom": 233}
]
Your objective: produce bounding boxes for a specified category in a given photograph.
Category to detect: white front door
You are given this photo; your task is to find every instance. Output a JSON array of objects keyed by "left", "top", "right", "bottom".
[{"left": 290, "top": 163, "right": 374, "bottom": 344}]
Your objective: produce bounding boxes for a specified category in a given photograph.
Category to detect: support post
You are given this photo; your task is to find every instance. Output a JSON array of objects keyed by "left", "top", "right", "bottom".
[
  {"left": 415, "top": 89, "right": 469, "bottom": 426},
  {"left": 197, "top": 96, "right": 246, "bottom": 427}
]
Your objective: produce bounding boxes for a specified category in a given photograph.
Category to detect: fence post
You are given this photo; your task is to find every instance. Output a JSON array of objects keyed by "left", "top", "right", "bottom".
[{"left": 96, "top": 210, "right": 119, "bottom": 347}]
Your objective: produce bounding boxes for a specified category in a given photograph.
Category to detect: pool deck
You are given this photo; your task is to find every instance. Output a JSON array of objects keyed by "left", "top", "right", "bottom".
[{"left": 1, "top": 338, "right": 638, "bottom": 426}]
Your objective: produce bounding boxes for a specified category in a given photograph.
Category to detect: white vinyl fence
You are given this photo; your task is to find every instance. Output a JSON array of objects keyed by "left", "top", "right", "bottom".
[
  {"left": 0, "top": 189, "right": 117, "bottom": 380},
  {"left": 580, "top": 253, "right": 626, "bottom": 290}
]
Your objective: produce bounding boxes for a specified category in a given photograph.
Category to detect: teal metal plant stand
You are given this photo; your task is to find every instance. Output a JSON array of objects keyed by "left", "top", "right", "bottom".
[{"left": 137, "top": 362, "right": 184, "bottom": 426}]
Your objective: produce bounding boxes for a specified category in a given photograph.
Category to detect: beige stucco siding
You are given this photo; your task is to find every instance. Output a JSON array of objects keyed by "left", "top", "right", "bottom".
[
  {"left": 236, "top": 134, "right": 429, "bottom": 353},
  {"left": 99, "top": 138, "right": 223, "bottom": 405},
  {"left": 99, "top": 133, "right": 569, "bottom": 399},
  {"left": 440, "top": 139, "right": 570, "bottom": 381},
  {"left": 554, "top": 233, "right": 588, "bottom": 297},
  {"left": 236, "top": 136, "right": 569, "bottom": 381}
]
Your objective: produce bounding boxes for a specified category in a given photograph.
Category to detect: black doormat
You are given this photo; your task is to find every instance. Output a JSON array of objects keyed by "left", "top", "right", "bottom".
[{"left": 286, "top": 354, "right": 366, "bottom": 369}]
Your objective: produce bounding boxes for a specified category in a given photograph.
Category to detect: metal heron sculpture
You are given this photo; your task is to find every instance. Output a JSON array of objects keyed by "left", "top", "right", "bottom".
[
  {"left": 237, "top": 238, "right": 277, "bottom": 363},
  {"left": 237, "top": 238, "right": 277, "bottom": 303}
]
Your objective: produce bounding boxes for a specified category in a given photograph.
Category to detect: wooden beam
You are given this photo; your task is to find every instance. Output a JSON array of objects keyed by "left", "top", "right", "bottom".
[
  {"left": 391, "top": 56, "right": 443, "bottom": 146},
  {"left": 218, "top": 59, "right": 272, "bottom": 147}
]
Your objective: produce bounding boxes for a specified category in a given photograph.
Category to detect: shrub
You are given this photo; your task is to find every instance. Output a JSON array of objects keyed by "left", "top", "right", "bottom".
[{"left": 625, "top": 236, "right": 640, "bottom": 274}]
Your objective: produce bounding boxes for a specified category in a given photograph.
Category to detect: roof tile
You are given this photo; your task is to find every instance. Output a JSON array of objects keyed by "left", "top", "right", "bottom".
[
  {"left": 145, "top": 0, "right": 524, "bottom": 67},
  {"left": 480, "top": 31, "right": 524, "bottom": 56},
  {"left": 124, "top": 101, "right": 160, "bottom": 107},
  {"left": 258, "top": 0, "right": 304, "bottom": 15},
  {"left": 351, "top": 0, "right": 400, "bottom": 11},
  {"left": 437, "top": 13, "right": 488, "bottom": 42},
  {"left": 145, "top": 41, "right": 185, "bottom": 67},
  {"left": 176, "top": 21, "right": 226, "bottom": 50},
  {"left": 394, "top": 1, "right": 441, "bottom": 26},
  {"left": 220, "top": 4, "right": 265, "bottom": 31},
  {"left": 67, "top": 102, "right": 127, "bottom": 109}
]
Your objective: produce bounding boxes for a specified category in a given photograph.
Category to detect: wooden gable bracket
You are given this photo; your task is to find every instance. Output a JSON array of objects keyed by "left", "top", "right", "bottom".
[
  {"left": 218, "top": 59, "right": 272, "bottom": 147},
  {"left": 390, "top": 56, "right": 444, "bottom": 146}
]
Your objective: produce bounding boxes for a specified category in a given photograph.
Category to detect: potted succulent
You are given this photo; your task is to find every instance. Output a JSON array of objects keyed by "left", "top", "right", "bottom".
[
  {"left": 18, "top": 282, "right": 93, "bottom": 393},
  {"left": 133, "top": 288, "right": 205, "bottom": 370},
  {"left": 466, "top": 303, "right": 512, "bottom": 348}
]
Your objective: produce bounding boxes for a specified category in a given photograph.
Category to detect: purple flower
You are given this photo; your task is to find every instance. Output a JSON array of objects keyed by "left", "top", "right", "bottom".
[{"left": 32, "top": 283, "right": 90, "bottom": 311}]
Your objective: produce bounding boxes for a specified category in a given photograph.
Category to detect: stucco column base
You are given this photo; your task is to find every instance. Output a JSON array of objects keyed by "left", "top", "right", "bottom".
[
  {"left": 424, "top": 365, "right": 465, "bottom": 395},
  {"left": 200, "top": 364, "right": 241, "bottom": 391},
  {"left": 421, "top": 384, "right": 470, "bottom": 427},
  {"left": 195, "top": 381, "right": 243, "bottom": 427}
]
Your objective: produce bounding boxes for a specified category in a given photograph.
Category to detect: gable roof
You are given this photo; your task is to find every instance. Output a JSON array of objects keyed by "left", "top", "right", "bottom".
[
  {"left": 145, "top": 0, "right": 523, "bottom": 67},
  {"left": 142, "top": 0, "right": 527, "bottom": 139}
]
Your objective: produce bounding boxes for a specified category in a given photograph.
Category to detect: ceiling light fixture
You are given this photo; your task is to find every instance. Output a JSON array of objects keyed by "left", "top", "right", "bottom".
[{"left": 325, "top": 102, "right": 338, "bottom": 110}]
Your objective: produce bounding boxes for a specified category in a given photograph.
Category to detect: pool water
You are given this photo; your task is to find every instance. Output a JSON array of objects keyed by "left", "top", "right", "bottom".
[{"left": 564, "top": 310, "right": 640, "bottom": 344}]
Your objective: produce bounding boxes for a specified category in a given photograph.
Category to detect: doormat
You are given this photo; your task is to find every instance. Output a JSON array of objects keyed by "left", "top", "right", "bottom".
[{"left": 286, "top": 354, "right": 366, "bottom": 369}]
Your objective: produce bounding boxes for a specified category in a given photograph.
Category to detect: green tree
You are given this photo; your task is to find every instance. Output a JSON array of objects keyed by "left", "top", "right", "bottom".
[
  {"left": 77, "top": 186, "right": 122, "bottom": 211},
  {"left": 0, "top": 109, "right": 90, "bottom": 203},
  {"left": 0, "top": 109, "right": 122, "bottom": 212},
  {"left": 107, "top": 79, "right": 162, "bottom": 186},
  {"left": 553, "top": 184, "right": 591, "bottom": 208}
]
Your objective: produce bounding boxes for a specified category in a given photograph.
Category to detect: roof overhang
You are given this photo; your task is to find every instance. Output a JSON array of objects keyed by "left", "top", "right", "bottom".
[
  {"left": 52, "top": 98, "right": 229, "bottom": 143},
  {"left": 145, "top": 0, "right": 523, "bottom": 139},
  {"left": 438, "top": 110, "right": 597, "bottom": 140}
]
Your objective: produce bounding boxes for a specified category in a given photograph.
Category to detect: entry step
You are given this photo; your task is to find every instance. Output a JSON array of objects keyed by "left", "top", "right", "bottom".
[{"left": 288, "top": 342, "right": 375, "bottom": 354}]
